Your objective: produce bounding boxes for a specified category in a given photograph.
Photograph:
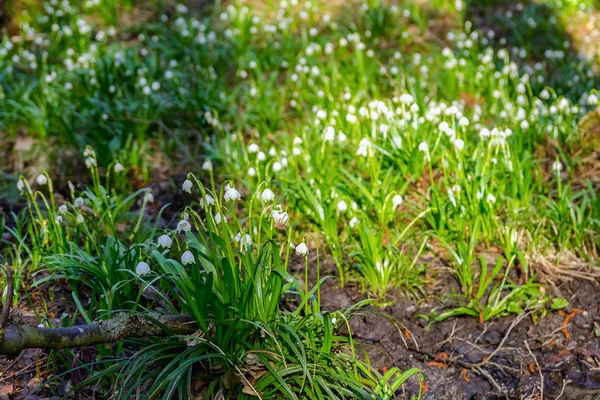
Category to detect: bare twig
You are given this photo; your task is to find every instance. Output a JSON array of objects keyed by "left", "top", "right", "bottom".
[
  {"left": 482, "top": 311, "right": 532, "bottom": 365},
  {"left": 553, "top": 379, "right": 571, "bottom": 400},
  {"left": 525, "top": 341, "right": 543, "bottom": 399}
]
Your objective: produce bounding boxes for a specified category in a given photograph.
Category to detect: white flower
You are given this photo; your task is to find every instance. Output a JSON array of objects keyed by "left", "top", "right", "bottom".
[
  {"left": 552, "top": 160, "right": 563, "bottom": 172},
  {"left": 181, "top": 250, "right": 195, "bottom": 265},
  {"left": 337, "top": 200, "right": 348, "bottom": 212},
  {"left": 224, "top": 187, "right": 242, "bottom": 201},
  {"left": 248, "top": 167, "right": 256, "bottom": 177},
  {"left": 157, "top": 234, "right": 173, "bottom": 248},
  {"left": 114, "top": 163, "right": 125, "bottom": 173},
  {"left": 453, "top": 138, "right": 465, "bottom": 151},
  {"left": 199, "top": 194, "right": 215, "bottom": 207},
  {"left": 145, "top": 192, "right": 154, "bottom": 203},
  {"left": 36, "top": 174, "right": 48, "bottom": 185},
  {"left": 487, "top": 194, "right": 496, "bottom": 204},
  {"left": 85, "top": 157, "right": 97, "bottom": 169},
  {"left": 261, "top": 189, "right": 275, "bottom": 202},
  {"left": 324, "top": 126, "right": 335, "bottom": 141},
  {"left": 136, "top": 261, "right": 151, "bottom": 275},
  {"left": 177, "top": 219, "right": 192, "bottom": 232},
  {"left": 235, "top": 232, "right": 252, "bottom": 245},
  {"left": 248, "top": 143, "right": 260, "bottom": 153},
  {"left": 296, "top": 243, "right": 309, "bottom": 256},
  {"left": 271, "top": 209, "right": 289, "bottom": 224},
  {"left": 76, "top": 214, "right": 85, "bottom": 224},
  {"left": 349, "top": 217, "right": 359, "bottom": 228},
  {"left": 16, "top": 179, "right": 25, "bottom": 193},
  {"left": 214, "top": 212, "right": 227, "bottom": 224},
  {"left": 202, "top": 160, "right": 213, "bottom": 171},
  {"left": 356, "top": 138, "right": 371, "bottom": 157},
  {"left": 55, "top": 216, "right": 63, "bottom": 224},
  {"left": 272, "top": 162, "right": 282, "bottom": 172},
  {"left": 58, "top": 205, "right": 68, "bottom": 214},
  {"left": 182, "top": 179, "right": 193, "bottom": 193},
  {"left": 392, "top": 195, "right": 403, "bottom": 207},
  {"left": 74, "top": 197, "right": 84, "bottom": 207},
  {"left": 587, "top": 94, "right": 598, "bottom": 106},
  {"left": 418, "top": 142, "right": 429, "bottom": 152}
]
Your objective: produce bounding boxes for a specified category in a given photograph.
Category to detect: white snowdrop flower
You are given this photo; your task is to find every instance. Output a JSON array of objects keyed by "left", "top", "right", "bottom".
[
  {"left": 324, "top": 126, "right": 335, "bottom": 141},
  {"left": 199, "top": 194, "right": 215, "bottom": 207},
  {"left": 114, "top": 163, "right": 125, "bottom": 173},
  {"left": 55, "top": 215, "right": 63, "bottom": 224},
  {"left": 293, "top": 147, "right": 302, "bottom": 156},
  {"left": 520, "top": 120, "right": 529, "bottom": 130},
  {"left": 487, "top": 194, "right": 496, "bottom": 204},
  {"left": 356, "top": 138, "right": 371, "bottom": 157},
  {"left": 399, "top": 93, "right": 414, "bottom": 104},
  {"left": 257, "top": 152, "right": 266, "bottom": 161},
  {"left": 458, "top": 117, "right": 469, "bottom": 127},
  {"left": 143, "top": 86, "right": 151, "bottom": 95},
  {"left": 272, "top": 162, "right": 282, "bottom": 172},
  {"left": 418, "top": 142, "right": 429, "bottom": 152},
  {"left": 338, "top": 132, "right": 347, "bottom": 142},
  {"left": 552, "top": 160, "right": 563, "bottom": 172},
  {"left": 36, "top": 174, "right": 48, "bottom": 185},
  {"left": 76, "top": 214, "right": 85, "bottom": 224},
  {"left": 16, "top": 179, "right": 25, "bottom": 193},
  {"left": 151, "top": 81, "right": 160, "bottom": 91},
  {"left": 136, "top": 261, "right": 151, "bottom": 275},
  {"left": 73, "top": 197, "right": 84, "bottom": 208},
  {"left": 224, "top": 187, "right": 242, "bottom": 201},
  {"left": 261, "top": 189, "right": 275, "bottom": 202},
  {"left": 349, "top": 217, "right": 359, "bottom": 228},
  {"left": 214, "top": 212, "right": 227, "bottom": 224},
  {"left": 181, "top": 251, "right": 195, "bottom": 265},
  {"left": 157, "top": 234, "right": 173, "bottom": 248},
  {"left": 248, "top": 143, "right": 260, "bottom": 153},
  {"left": 248, "top": 167, "right": 256, "bottom": 177},
  {"left": 452, "top": 185, "right": 461, "bottom": 193},
  {"left": 476, "top": 190, "right": 484, "bottom": 200},
  {"left": 337, "top": 200, "right": 348, "bottom": 212},
  {"left": 58, "top": 205, "right": 68, "bottom": 214},
  {"left": 453, "top": 138, "right": 465, "bottom": 150},
  {"left": 182, "top": 179, "right": 193, "bottom": 193},
  {"left": 271, "top": 209, "right": 289, "bottom": 224},
  {"left": 235, "top": 232, "right": 252, "bottom": 245},
  {"left": 392, "top": 195, "right": 403, "bottom": 207},
  {"left": 293, "top": 137, "right": 303, "bottom": 145},
  {"left": 85, "top": 157, "right": 97, "bottom": 169},
  {"left": 295, "top": 243, "right": 309, "bottom": 256},
  {"left": 202, "top": 160, "right": 213, "bottom": 171},
  {"left": 587, "top": 94, "right": 598, "bottom": 106},
  {"left": 177, "top": 219, "right": 192, "bottom": 232}
]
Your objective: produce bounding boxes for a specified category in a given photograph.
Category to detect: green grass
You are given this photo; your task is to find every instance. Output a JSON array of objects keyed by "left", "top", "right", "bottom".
[{"left": 1, "top": 0, "right": 599, "bottom": 397}]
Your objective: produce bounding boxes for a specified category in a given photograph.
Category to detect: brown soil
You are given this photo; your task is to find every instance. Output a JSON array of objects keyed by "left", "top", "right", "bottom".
[{"left": 295, "top": 257, "right": 600, "bottom": 400}]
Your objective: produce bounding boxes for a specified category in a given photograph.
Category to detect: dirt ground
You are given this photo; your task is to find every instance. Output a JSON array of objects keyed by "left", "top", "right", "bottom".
[{"left": 313, "top": 263, "right": 600, "bottom": 400}]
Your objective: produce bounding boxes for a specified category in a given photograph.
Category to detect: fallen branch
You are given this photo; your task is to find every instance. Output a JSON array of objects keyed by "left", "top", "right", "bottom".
[{"left": 0, "top": 313, "right": 197, "bottom": 356}]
